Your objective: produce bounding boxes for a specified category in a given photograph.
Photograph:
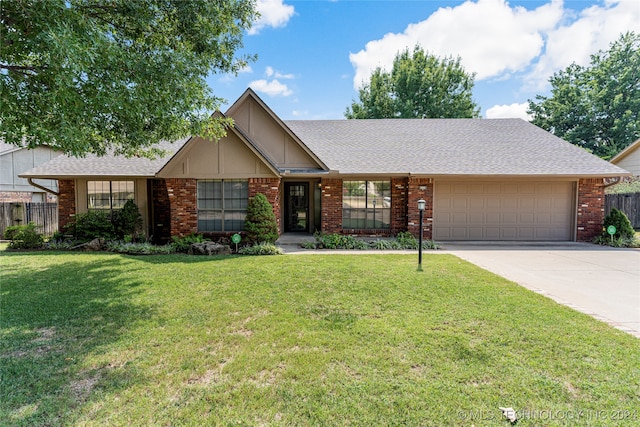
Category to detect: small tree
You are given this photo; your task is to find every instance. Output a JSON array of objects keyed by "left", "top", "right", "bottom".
[
  {"left": 244, "top": 193, "right": 279, "bottom": 244},
  {"left": 113, "top": 200, "right": 143, "bottom": 240},
  {"left": 603, "top": 208, "right": 635, "bottom": 239}
]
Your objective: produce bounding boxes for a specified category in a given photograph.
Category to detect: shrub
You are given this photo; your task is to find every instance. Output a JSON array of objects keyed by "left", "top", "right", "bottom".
[
  {"left": 603, "top": 208, "right": 635, "bottom": 239},
  {"left": 244, "top": 193, "right": 279, "bottom": 244},
  {"left": 170, "top": 233, "right": 207, "bottom": 253},
  {"left": 238, "top": 242, "right": 283, "bottom": 256},
  {"left": 4, "top": 222, "right": 44, "bottom": 249},
  {"left": 113, "top": 200, "right": 143, "bottom": 240},
  {"left": 395, "top": 231, "right": 418, "bottom": 249},
  {"left": 67, "top": 210, "right": 115, "bottom": 241},
  {"left": 593, "top": 234, "right": 640, "bottom": 248}
]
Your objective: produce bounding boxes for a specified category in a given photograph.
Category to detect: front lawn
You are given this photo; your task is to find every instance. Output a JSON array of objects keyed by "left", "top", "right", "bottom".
[{"left": 1, "top": 250, "right": 638, "bottom": 426}]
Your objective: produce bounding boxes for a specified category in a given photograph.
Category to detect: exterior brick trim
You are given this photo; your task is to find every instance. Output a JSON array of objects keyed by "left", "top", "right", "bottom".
[
  {"left": 407, "top": 177, "right": 433, "bottom": 240},
  {"left": 320, "top": 178, "right": 343, "bottom": 234},
  {"left": 57, "top": 180, "right": 76, "bottom": 231},
  {"left": 576, "top": 178, "right": 605, "bottom": 242},
  {"left": 166, "top": 178, "right": 197, "bottom": 238}
]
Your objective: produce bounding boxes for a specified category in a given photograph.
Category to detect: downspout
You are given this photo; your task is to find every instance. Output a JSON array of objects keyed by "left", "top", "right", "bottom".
[
  {"left": 28, "top": 178, "right": 60, "bottom": 196},
  {"left": 602, "top": 176, "right": 622, "bottom": 188}
]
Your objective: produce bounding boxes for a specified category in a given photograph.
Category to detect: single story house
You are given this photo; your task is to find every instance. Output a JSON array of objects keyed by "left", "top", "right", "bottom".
[
  {"left": 610, "top": 138, "right": 640, "bottom": 176},
  {"left": 21, "top": 89, "right": 630, "bottom": 242}
]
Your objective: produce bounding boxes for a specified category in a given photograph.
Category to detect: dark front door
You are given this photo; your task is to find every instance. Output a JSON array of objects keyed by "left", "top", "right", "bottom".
[{"left": 285, "top": 182, "right": 309, "bottom": 232}]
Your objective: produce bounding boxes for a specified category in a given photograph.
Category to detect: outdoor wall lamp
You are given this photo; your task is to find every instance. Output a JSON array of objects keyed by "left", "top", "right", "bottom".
[{"left": 417, "top": 199, "right": 426, "bottom": 271}]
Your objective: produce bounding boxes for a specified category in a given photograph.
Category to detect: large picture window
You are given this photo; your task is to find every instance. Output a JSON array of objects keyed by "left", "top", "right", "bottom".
[
  {"left": 342, "top": 180, "right": 391, "bottom": 229},
  {"left": 197, "top": 180, "right": 248, "bottom": 232},
  {"left": 87, "top": 181, "right": 134, "bottom": 210}
]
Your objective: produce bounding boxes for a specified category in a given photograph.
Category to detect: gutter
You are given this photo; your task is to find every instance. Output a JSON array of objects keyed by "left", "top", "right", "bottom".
[{"left": 27, "top": 178, "right": 60, "bottom": 196}]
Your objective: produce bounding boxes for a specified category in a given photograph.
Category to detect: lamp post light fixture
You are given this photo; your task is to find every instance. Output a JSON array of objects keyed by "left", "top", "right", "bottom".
[{"left": 417, "top": 199, "right": 426, "bottom": 271}]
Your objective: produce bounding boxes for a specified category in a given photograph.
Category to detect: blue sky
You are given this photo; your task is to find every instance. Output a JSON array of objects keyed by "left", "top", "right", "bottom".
[{"left": 207, "top": 0, "right": 640, "bottom": 120}]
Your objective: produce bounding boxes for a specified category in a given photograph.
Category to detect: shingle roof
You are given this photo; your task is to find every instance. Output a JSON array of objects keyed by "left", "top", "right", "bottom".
[
  {"left": 284, "top": 118, "right": 629, "bottom": 176},
  {"left": 20, "top": 119, "right": 629, "bottom": 179},
  {"left": 20, "top": 138, "right": 190, "bottom": 178}
]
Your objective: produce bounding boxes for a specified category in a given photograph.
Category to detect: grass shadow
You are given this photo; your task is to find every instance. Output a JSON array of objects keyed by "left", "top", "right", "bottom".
[{"left": 0, "top": 253, "right": 156, "bottom": 426}]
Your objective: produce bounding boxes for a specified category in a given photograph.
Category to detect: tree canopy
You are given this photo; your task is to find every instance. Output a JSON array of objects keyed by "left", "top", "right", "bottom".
[
  {"left": 1, "top": 0, "right": 257, "bottom": 157},
  {"left": 346, "top": 45, "right": 480, "bottom": 119},
  {"left": 528, "top": 32, "right": 640, "bottom": 159}
]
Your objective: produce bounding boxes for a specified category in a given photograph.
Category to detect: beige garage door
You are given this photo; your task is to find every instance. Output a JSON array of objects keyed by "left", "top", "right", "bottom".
[{"left": 433, "top": 181, "right": 575, "bottom": 241}]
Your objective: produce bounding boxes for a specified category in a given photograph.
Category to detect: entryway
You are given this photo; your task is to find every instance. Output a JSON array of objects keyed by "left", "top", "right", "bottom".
[{"left": 284, "top": 182, "right": 309, "bottom": 232}]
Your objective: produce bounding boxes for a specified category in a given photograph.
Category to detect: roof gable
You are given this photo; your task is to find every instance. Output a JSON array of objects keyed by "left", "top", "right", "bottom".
[
  {"left": 226, "top": 89, "right": 328, "bottom": 172},
  {"left": 157, "top": 112, "right": 280, "bottom": 179},
  {"left": 610, "top": 138, "right": 640, "bottom": 175}
]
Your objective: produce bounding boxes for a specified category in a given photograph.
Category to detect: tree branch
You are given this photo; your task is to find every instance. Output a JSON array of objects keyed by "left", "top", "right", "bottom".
[{"left": 0, "top": 64, "right": 40, "bottom": 75}]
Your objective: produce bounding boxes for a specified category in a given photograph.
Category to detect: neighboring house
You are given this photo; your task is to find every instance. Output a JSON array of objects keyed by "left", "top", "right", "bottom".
[
  {"left": 0, "top": 143, "right": 61, "bottom": 202},
  {"left": 21, "top": 89, "right": 630, "bottom": 242},
  {"left": 610, "top": 138, "right": 640, "bottom": 176}
]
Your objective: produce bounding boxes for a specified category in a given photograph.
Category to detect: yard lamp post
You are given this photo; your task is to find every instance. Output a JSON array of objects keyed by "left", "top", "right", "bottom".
[{"left": 417, "top": 199, "right": 426, "bottom": 271}]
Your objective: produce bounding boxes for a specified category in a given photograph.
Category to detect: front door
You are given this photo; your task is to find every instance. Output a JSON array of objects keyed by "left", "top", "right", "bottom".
[{"left": 284, "top": 182, "right": 309, "bottom": 232}]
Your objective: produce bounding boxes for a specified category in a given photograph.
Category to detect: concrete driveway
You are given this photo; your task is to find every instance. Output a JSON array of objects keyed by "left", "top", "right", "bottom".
[{"left": 440, "top": 242, "right": 640, "bottom": 338}]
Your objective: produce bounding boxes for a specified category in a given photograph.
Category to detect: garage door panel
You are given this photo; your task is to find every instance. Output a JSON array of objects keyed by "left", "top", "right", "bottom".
[{"left": 434, "top": 181, "right": 574, "bottom": 241}]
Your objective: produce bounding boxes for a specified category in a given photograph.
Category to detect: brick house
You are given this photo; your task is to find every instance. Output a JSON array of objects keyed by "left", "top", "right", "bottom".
[{"left": 21, "top": 89, "right": 630, "bottom": 243}]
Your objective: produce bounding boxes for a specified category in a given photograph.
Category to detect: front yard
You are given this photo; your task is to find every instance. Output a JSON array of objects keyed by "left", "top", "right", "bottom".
[{"left": 1, "top": 249, "right": 638, "bottom": 426}]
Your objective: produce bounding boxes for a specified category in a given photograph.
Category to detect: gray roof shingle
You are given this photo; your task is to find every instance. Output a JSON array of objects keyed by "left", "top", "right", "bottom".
[
  {"left": 284, "top": 118, "right": 628, "bottom": 176},
  {"left": 20, "top": 138, "right": 189, "bottom": 178},
  {"left": 20, "top": 119, "right": 628, "bottom": 178}
]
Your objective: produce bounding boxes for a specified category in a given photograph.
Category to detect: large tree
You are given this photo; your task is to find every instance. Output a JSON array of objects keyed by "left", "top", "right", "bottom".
[
  {"left": 346, "top": 45, "right": 480, "bottom": 119},
  {"left": 528, "top": 32, "right": 640, "bottom": 159},
  {"left": 1, "top": 0, "right": 256, "bottom": 157}
]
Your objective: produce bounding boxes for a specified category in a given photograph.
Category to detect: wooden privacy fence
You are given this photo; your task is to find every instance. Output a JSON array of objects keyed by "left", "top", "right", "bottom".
[
  {"left": 0, "top": 203, "right": 58, "bottom": 238},
  {"left": 605, "top": 193, "right": 640, "bottom": 229}
]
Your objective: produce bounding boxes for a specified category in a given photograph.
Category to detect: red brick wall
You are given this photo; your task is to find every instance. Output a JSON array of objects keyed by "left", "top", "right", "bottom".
[
  {"left": 249, "top": 178, "right": 282, "bottom": 234},
  {"left": 391, "top": 177, "right": 408, "bottom": 234},
  {"left": 577, "top": 178, "right": 605, "bottom": 242},
  {"left": 407, "top": 177, "right": 433, "bottom": 240},
  {"left": 165, "top": 178, "right": 197, "bottom": 238},
  {"left": 57, "top": 180, "right": 76, "bottom": 231},
  {"left": 151, "top": 179, "right": 171, "bottom": 243},
  {"left": 320, "top": 178, "right": 343, "bottom": 234}
]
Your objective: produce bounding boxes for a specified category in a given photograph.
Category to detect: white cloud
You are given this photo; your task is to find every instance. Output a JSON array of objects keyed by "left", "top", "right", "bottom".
[
  {"left": 486, "top": 103, "right": 532, "bottom": 120},
  {"left": 249, "top": 79, "right": 293, "bottom": 96},
  {"left": 249, "top": 0, "right": 295, "bottom": 35},
  {"left": 265, "top": 66, "right": 295, "bottom": 79},
  {"left": 349, "top": 0, "right": 640, "bottom": 93},
  {"left": 349, "top": 0, "right": 564, "bottom": 88},
  {"left": 524, "top": 0, "right": 640, "bottom": 91}
]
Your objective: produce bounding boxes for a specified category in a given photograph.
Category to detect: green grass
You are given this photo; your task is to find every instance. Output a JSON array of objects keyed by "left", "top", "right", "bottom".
[{"left": 1, "top": 249, "right": 639, "bottom": 426}]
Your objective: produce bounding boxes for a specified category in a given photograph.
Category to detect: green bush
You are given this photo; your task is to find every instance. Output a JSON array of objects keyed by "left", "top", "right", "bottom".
[
  {"left": 593, "top": 234, "right": 640, "bottom": 248},
  {"left": 238, "top": 242, "right": 283, "bottom": 256},
  {"left": 244, "top": 193, "right": 279, "bottom": 244},
  {"left": 170, "top": 233, "right": 207, "bottom": 253},
  {"left": 67, "top": 210, "right": 115, "bottom": 241},
  {"left": 113, "top": 200, "right": 143, "bottom": 240},
  {"left": 4, "top": 222, "right": 44, "bottom": 249},
  {"left": 603, "top": 208, "right": 635, "bottom": 239}
]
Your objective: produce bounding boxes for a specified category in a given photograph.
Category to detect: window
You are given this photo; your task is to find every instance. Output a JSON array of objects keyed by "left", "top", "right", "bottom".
[
  {"left": 197, "top": 180, "right": 248, "bottom": 232},
  {"left": 342, "top": 180, "right": 391, "bottom": 229},
  {"left": 87, "top": 181, "right": 134, "bottom": 210}
]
